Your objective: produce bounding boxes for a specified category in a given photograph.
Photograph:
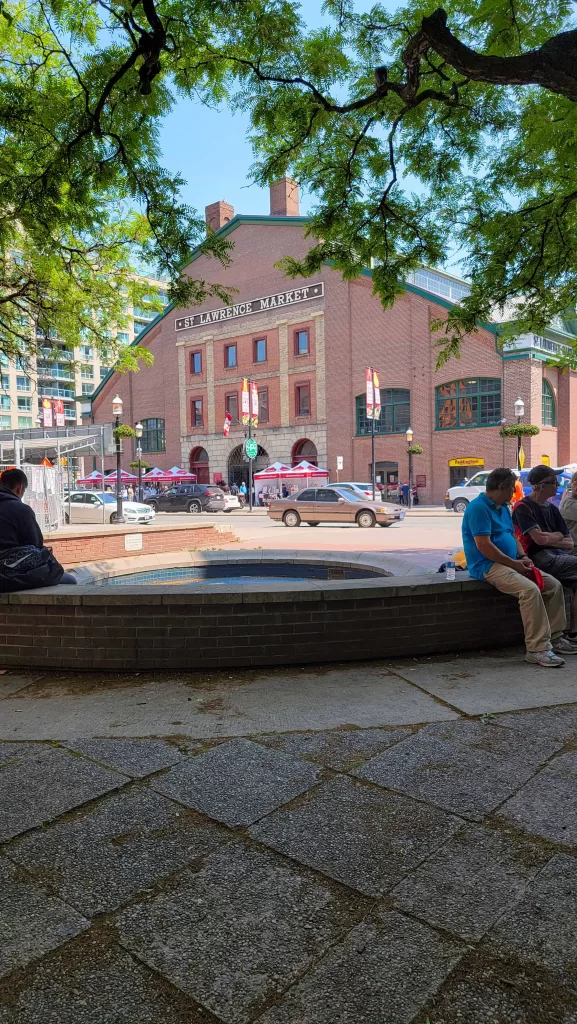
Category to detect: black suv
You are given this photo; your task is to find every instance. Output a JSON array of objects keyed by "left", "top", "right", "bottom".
[{"left": 146, "top": 484, "right": 226, "bottom": 514}]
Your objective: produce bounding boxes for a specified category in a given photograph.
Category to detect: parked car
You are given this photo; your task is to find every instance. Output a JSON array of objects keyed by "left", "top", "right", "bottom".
[
  {"left": 223, "top": 493, "right": 242, "bottom": 512},
  {"left": 63, "top": 490, "right": 155, "bottom": 525},
  {"left": 267, "top": 485, "right": 405, "bottom": 527},
  {"left": 446, "top": 468, "right": 571, "bottom": 513},
  {"left": 338, "top": 481, "right": 379, "bottom": 499},
  {"left": 145, "top": 483, "right": 226, "bottom": 514}
]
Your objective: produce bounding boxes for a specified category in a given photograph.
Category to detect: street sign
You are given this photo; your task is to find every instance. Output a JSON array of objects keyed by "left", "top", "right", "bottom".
[
  {"left": 244, "top": 438, "right": 258, "bottom": 460},
  {"left": 336, "top": 456, "right": 343, "bottom": 471}
]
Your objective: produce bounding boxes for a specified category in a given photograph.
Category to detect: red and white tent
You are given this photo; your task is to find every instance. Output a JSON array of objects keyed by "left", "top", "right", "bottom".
[
  {"left": 103, "top": 469, "right": 138, "bottom": 483},
  {"left": 285, "top": 460, "right": 329, "bottom": 480},
  {"left": 142, "top": 467, "right": 166, "bottom": 480},
  {"left": 253, "top": 461, "right": 292, "bottom": 480},
  {"left": 75, "top": 470, "right": 104, "bottom": 486},
  {"left": 166, "top": 466, "right": 197, "bottom": 481}
]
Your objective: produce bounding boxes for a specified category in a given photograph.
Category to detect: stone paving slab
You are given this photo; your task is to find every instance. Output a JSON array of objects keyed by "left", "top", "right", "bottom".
[
  {"left": 392, "top": 823, "right": 549, "bottom": 941},
  {"left": 258, "top": 911, "right": 464, "bottom": 1024},
  {"left": 354, "top": 729, "right": 556, "bottom": 819},
  {"left": 0, "top": 747, "right": 125, "bottom": 841},
  {"left": 423, "top": 719, "right": 562, "bottom": 764},
  {"left": 0, "top": 933, "right": 208, "bottom": 1023},
  {"left": 152, "top": 738, "right": 320, "bottom": 826},
  {"left": 63, "top": 737, "right": 185, "bottom": 777},
  {"left": 116, "top": 842, "right": 366, "bottom": 1024},
  {"left": 7, "top": 787, "right": 228, "bottom": 916},
  {"left": 250, "top": 726, "right": 414, "bottom": 771},
  {"left": 484, "top": 854, "right": 577, "bottom": 991},
  {"left": 393, "top": 657, "right": 577, "bottom": 714},
  {"left": 0, "top": 855, "right": 89, "bottom": 979},
  {"left": 0, "top": 675, "right": 43, "bottom": 700},
  {"left": 0, "top": 742, "right": 47, "bottom": 766},
  {"left": 495, "top": 705, "right": 577, "bottom": 743},
  {"left": 498, "top": 754, "right": 577, "bottom": 844},
  {"left": 250, "top": 775, "right": 462, "bottom": 896},
  {"left": 416, "top": 950, "right": 577, "bottom": 1024}
]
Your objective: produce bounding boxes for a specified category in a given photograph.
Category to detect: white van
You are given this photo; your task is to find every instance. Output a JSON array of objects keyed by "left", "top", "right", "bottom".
[{"left": 444, "top": 471, "right": 491, "bottom": 513}]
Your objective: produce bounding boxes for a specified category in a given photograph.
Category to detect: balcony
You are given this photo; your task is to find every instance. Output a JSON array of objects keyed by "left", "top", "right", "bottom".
[
  {"left": 37, "top": 365, "right": 74, "bottom": 382},
  {"left": 38, "top": 386, "right": 75, "bottom": 400},
  {"left": 64, "top": 409, "right": 78, "bottom": 421}
]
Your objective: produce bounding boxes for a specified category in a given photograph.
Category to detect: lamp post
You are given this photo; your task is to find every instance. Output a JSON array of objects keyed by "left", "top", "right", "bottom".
[
  {"left": 514, "top": 396, "right": 525, "bottom": 471},
  {"left": 112, "top": 394, "right": 125, "bottom": 523},
  {"left": 135, "top": 421, "right": 143, "bottom": 503},
  {"left": 406, "top": 426, "right": 414, "bottom": 510}
]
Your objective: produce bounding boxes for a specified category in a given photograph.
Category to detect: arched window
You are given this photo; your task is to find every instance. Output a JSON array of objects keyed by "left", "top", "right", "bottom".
[
  {"left": 141, "top": 418, "right": 165, "bottom": 452},
  {"left": 436, "top": 378, "right": 501, "bottom": 430},
  {"left": 542, "top": 379, "right": 556, "bottom": 426},
  {"left": 355, "top": 389, "right": 410, "bottom": 435}
]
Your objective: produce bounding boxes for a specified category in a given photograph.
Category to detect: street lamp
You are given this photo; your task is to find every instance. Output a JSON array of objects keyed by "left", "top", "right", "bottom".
[
  {"left": 135, "top": 421, "right": 143, "bottom": 502},
  {"left": 112, "top": 394, "right": 125, "bottom": 523},
  {"left": 514, "top": 397, "right": 525, "bottom": 471},
  {"left": 406, "top": 426, "right": 414, "bottom": 510}
]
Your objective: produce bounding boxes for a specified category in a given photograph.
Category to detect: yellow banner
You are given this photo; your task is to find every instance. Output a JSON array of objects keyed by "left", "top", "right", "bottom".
[
  {"left": 519, "top": 446, "right": 526, "bottom": 469},
  {"left": 448, "top": 457, "right": 485, "bottom": 468}
]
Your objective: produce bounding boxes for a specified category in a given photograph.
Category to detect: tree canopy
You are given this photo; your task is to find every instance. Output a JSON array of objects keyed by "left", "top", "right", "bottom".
[{"left": 2, "top": 0, "right": 577, "bottom": 366}]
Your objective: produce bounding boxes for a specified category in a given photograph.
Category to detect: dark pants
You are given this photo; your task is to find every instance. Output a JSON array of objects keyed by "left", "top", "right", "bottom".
[{"left": 60, "top": 572, "right": 77, "bottom": 585}]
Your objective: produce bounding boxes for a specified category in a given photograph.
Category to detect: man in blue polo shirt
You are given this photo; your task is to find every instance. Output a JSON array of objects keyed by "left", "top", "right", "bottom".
[{"left": 462, "top": 467, "right": 572, "bottom": 667}]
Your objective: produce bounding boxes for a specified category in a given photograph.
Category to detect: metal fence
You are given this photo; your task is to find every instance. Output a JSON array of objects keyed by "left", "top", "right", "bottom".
[{"left": 0, "top": 462, "right": 64, "bottom": 533}]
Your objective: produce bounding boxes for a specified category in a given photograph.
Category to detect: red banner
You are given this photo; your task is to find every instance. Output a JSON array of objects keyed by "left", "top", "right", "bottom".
[
  {"left": 365, "top": 367, "right": 374, "bottom": 420},
  {"left": 241, "top": 378, "right": 250, "bottom": 425},
  {"left": 223, "top": 412, "right": 232, "bottom": 437},
  {"left": 250, "top": 381, "right": 259, "bottom": 427},
  {"left": 373, "top": 370, "right": 381, "bottom": 421},
  {"left": 53, "top": 399, "right": 65, "bottom": 428}
]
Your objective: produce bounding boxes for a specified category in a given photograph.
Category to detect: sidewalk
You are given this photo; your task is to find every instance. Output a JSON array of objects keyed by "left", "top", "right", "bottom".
[{"left": 1, "top": 652, "right": 577, "bottom": 1022}]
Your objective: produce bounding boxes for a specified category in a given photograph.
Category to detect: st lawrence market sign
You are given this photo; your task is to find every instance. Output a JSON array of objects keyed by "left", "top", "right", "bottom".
[{"left": 175, "top": 282, "right": 324, "bottom": 332}]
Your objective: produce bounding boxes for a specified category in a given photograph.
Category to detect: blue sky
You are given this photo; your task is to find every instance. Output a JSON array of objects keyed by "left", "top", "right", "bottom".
[{"left": 157, "top": 0, "right": 377, "bottom": 222}]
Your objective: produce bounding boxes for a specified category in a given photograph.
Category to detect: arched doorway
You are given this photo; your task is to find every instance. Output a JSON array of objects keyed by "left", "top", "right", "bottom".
[
  {"left": 228, "top": 444, "right": 269, "bottom": 486},
  {"left": 292, "top": 438, "right": 318, "bottom": 466},
  {"left": 189, "top": 446, "right": 209, "bottom": 484}
]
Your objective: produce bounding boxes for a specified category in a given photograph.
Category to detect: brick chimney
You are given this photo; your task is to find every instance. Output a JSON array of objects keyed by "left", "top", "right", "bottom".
[
  {"left": 269, "top": 178, "right": 300, "bottom": 217},
  {"left": 205, "top": 200, "right": 234, "bottom": 232}
]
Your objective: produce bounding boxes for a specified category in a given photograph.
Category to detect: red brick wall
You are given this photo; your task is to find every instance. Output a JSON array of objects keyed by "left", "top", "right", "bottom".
[{"left": 50, "top": 524, "right": 234, "bottom": 565}]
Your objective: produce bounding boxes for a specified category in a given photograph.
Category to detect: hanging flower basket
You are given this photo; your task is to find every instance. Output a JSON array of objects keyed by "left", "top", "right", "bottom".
[
  {"left": 499, "top": 424, "right": 540, "bottom": 438},
  {"left": 407, "top": 443, "right": 424, "bottom": 455},
  {"left": 130, "top": 460, "right": 152, "bottom": 470},
  {"left": 113, "top": 423, "right": 136, "bottom": 440}
]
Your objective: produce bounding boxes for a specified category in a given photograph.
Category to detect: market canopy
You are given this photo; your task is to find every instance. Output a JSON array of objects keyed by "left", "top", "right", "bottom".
[
  {"left": 285, "top": 460, "right": 329, "bottom": 478},
  {"left": 166, "top": 466, "right": 197, "bottom": 480},
  {"left": 253, "top": 462, "right": 292, "bottom": 480},
  {"left": 142, "top": 466, "right": 197, "bottom": 482},
  {"left": 75, "top": 470, "right": 103, "bottom": 485},
  {"left": 103, "top": 469, "right": 138, "bottom": 482}
]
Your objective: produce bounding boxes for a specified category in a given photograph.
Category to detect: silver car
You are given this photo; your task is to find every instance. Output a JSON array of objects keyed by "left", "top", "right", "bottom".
[{"left": 63, "top": 490, "right": 155, "bottom": 525}]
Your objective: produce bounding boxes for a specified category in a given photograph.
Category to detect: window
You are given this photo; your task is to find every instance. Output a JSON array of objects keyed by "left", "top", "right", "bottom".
[
  {"left": 17, "top": 397, "right": 31, "bottom": 412},
  {"left": 225, "top": 393, "right": 238, "bottom": 422},
  {"left": 253, "top": 338, "right": 267, "bottom": 363},
  {"left": 16, "top": 376, "right": 30, "bottom": 392},
  {"left": 141, "top": 417, "right": 166, "bottom": 452},
  {"left": 297, "top": 489, "right": 316, "bottom": 501},
  {"left": 116, "top": 332, "right": 129, "bottom": 344},
  {"left": 355, "top": 389, "right": 411, "bottom": 435},
  {"left": 81, "top": 366, "right": 94, "bottom": 380},
  {"left": 0, "top": 415, "right": 10, "bottom": 429},
  {"left": 295, "top": 330, "right": 309, "bottom": 356},
  {"left": 190, "top": 351, "right": 202, "bottom": 375},
  {"left": 258, "top": 388, "right": 268, "bottom": 423},
  {"left": 80, "top": 345, "right": 93, "bottom": 359},
  {"left": 17, "top": 416, "right": 32, "bottom": 428},
  {"left": 0, "top": 354, "right": 9, "bottom": 368},
  {"left": 436, "top": 378, "right": 501, "bottom": 429},
  {"left": 295, "top": 383, "right": 310, "bottom": 416},
  {"left": 192, "top": 399, "right": 203, "bottom": 428},
  {"left": 0, "top": 374, "right": 9, "bottom": 390},
  {"left": 316, "top": 488, "right": 340, "bottom": 502},
  {"left": 542, "top": 379, "right": 556, "bottom": 426},
  {"left": 81, "top": 383, "right": 93, "bottom": 395},
  {"left": 0, "top": 395, "right": 10, "bottom": 411},
  {"left": 225, "top": 344, "right": 237, "bottom": 368},
  {"left": 100, "top": 367, "right": 110, "bottom": 380}
]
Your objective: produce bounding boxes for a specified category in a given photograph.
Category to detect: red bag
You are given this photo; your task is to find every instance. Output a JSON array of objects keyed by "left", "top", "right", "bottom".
[{"left": 527, "top": 566, "right": 545, "bottom": 592}]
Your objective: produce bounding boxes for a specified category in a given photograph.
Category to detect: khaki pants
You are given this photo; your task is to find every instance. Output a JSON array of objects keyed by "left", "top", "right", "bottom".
[{"left": 484, "top": 564, "right": 566, "bottom": 652}]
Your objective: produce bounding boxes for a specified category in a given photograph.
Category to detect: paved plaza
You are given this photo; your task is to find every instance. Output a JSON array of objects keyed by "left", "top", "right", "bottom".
[{"left": 1, "top": 652, "right": 577, "bottom": 1022}]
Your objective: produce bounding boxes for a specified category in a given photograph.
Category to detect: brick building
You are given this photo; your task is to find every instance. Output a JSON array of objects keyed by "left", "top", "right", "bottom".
[{"left": 90, "top": 179, "right": 577, "bottom": 504}]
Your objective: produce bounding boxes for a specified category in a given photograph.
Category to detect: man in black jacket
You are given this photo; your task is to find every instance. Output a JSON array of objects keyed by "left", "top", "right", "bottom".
[{"left": 0, "top": 468, "right": 76, "bottom": 584}]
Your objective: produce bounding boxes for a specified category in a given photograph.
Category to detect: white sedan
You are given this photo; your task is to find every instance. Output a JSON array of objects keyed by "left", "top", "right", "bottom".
[
  {"left": 63, "top": 490, "right": 156, "bottom": 525},
  {"left": 222, "top": 493, "right": 242, "bottom": 512}
]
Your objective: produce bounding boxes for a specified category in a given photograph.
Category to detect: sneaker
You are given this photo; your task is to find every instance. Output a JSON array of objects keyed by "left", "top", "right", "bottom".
[
  {"left": 525, "top": 649, "right": 565, "bottom": 667},
  {"left": 553, "top": 638, "right": 577, "bottom": 655},
  {"left": 562, "top": 633, "right": 577, "bottom": 646}
]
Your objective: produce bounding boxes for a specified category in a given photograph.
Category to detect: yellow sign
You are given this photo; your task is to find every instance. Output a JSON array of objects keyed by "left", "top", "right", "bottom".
[
  {"left": 542, "top": 455, "right": 550, "bottom": 466},
  {"left": 519, "top": 446, "right": 526, "bottom": 469},
  {"left": 448, "top": 457, "right": 485, "bottom": 468}
]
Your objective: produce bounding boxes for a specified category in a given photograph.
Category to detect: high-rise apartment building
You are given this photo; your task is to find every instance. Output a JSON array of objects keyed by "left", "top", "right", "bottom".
[{"left": 0, "top": 273, "right": 168, "bottom": 431}]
